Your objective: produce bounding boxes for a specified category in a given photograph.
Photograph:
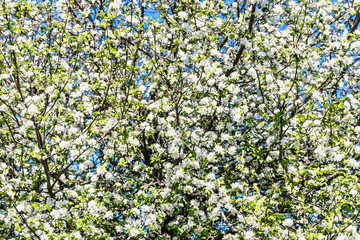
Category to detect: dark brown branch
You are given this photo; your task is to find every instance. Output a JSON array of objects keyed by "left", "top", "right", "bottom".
[
  {"left": 350, "top": 12, "right": 360, "bottom": 33},
  {"left": 218, "top": 36, "right": 228, "bottom": 50},
  {"left": 11, "top": 51, "right": 24, "bottom": 102},
  {"left": 13, "top": 205, "right": 41, "bottom": 240},
  {"left": 225, "top": 45, "right": 245, "bottom": 77},
  {"left": 225, "top": 4, "right": 256, "bottom": 77}
]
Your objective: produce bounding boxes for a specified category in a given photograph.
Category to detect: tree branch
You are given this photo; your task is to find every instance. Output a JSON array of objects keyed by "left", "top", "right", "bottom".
[
  {"left": 350, "top": 12, "right": 360, "bottom": 33},
  {"left": 225, "top": 4, "right": 256, "bottom": 77}
]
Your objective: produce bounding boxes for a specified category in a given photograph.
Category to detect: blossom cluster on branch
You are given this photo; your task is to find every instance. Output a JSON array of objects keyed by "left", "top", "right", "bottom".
[{"left": 1, "top": 0, "right": 360, "bottom": 239}]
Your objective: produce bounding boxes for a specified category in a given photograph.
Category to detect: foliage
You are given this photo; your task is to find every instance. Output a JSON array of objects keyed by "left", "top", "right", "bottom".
[{"left": 1, "top": 0, "right": 360, "bottom": 239}]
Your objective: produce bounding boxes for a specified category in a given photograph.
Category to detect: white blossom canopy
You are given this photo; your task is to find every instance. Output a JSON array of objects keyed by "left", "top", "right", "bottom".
[{"left": 1, "top": 0, "right": 360, "bottom": 239}]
